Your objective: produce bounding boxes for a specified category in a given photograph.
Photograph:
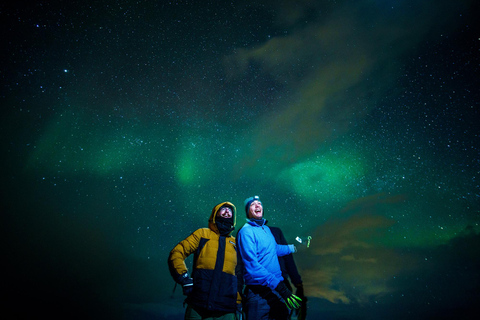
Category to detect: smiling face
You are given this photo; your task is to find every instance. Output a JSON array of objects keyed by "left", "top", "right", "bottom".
[
  {"left": 217, "top": 206, "right": 233, "bottom": 218},
  {"left": 248, "top": 200, "right": 263, "bottom": 219}
]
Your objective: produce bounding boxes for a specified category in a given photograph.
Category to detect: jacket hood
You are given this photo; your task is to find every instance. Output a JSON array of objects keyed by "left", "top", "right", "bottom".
[{"left": 209, "top": 201, "right": 236, "bottom": 236}]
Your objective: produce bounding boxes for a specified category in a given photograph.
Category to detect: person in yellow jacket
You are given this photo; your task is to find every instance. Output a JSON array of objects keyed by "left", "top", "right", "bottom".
[{"left": 168, "top": 202, "right": 241, "bottom": 320}]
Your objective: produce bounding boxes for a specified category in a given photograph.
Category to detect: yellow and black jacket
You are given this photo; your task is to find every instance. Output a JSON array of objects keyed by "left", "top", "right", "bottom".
[{"left": 168, "top": 202, "right": 239, "bottom": 312}]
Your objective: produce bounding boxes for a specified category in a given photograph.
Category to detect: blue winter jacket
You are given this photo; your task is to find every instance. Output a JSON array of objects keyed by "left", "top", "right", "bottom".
[{"left": 237, "top": 219, "right": 294, "bottom": 290}]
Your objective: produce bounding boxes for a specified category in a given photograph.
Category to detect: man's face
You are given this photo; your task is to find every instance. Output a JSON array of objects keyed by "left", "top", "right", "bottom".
[
  {"left": 218, "top": 206, "right": 233, "bottom": 218},
  {"left": 248, "top": 200, "right": 263, "bottom": 219}
]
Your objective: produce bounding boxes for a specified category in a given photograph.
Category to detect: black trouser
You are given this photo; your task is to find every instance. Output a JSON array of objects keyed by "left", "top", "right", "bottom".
[{"left": 243, "top": 285, "right": 289, "bottom": 320}]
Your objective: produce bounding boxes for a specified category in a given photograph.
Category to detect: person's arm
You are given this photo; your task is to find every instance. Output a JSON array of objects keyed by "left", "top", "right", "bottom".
[
  {"left": 270, "top": 226, "right": 296, "bottom": 257},
  {"left": 167, "top": 229, "right": 201, "bottom": 294},
  {"left": 168, "top": 230, "right": 200, "bottom": 277},
  {"left": 276, "top": 243, "right": 295, "bottom": 257}
]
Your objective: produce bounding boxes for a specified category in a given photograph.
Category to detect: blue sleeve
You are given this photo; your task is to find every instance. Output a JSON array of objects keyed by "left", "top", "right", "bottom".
[
  {"left": 238, "top": 228, "right": 281, "bottom": 290},
  {"left": 270, "top": 227, "right": 294, "bottom": 256},
  {"left": 276, "top": 244, "right": 293, "bottom": 257}
]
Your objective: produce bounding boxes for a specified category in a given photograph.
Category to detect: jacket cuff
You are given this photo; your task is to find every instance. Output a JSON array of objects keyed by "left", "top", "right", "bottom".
[{"left": 176, "top": 272, "right": 190, "bottom": 285}]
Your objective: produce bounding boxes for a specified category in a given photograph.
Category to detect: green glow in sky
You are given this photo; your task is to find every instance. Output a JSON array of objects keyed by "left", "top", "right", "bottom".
[
  {"left": 279, "top": 151, "right": 365, "bottom": 203},
  {"left": 175, "top": 135, "right": 214, "bottom": 187},
  {"left": 176, "top": 147, "right": 200, "bottom": 185},
  {"left": 27, "top": 109, "right": 149, "bottom": 175}
]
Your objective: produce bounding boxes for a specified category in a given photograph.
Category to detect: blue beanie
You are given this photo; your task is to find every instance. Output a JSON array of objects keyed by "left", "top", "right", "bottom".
[{"left": 244, "top": 195, "right": 261, "bottom": 217}]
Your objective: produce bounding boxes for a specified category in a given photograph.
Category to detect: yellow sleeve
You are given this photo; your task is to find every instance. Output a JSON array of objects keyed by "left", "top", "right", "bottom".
[{"left": 168, "top": 229, "right": 201, "bottom": 281}]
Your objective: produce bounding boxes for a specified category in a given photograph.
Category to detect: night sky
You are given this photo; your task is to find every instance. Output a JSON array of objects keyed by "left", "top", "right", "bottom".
[{"left": 2, "top": 0, "right": 479, "bottom": 319}]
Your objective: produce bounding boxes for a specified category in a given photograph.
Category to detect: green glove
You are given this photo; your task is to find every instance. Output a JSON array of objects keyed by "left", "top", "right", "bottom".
[{"left": 275, "top": 282, "right": 302, "bottom": 310}]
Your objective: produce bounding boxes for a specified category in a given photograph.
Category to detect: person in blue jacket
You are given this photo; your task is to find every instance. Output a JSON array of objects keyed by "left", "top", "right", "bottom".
[{"left": 237, "top": 196, "right": 302, "bottom": 320}]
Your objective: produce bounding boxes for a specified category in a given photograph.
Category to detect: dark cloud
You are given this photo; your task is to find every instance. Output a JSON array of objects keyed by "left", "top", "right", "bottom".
[
  {"left": 296, "top": 194, "right": 406, "bottom": 303},
  {"left": 294, "top": 195, "right": 480, "bottom": 318}
]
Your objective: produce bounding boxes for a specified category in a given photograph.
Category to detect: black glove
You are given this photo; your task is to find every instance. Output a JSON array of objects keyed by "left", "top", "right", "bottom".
[
  {"left": 179, "top": 273, "right": 193, "bottom": 296},
  {"left": 295, "top": 283, "right": 304, "bottom": 298},
  {"left": 275, "top": 281, "right": 302, "bottom": 310},
  {"left": 294, "top": 283, "right": 307, "bottom": 318}
]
